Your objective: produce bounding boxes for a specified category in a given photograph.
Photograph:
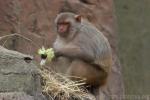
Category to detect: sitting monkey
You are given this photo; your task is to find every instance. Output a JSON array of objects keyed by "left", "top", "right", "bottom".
[{"left": 53, "top": 12, "right": 112, "bottom": 88}]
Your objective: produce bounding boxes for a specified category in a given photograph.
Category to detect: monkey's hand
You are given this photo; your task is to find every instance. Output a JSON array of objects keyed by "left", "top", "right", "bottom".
[{"left": 53, "top": 47, "right": 64, "bottom": 58}]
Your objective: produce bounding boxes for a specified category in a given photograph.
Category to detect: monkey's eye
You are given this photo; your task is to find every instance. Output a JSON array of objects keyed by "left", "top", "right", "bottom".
[
  {"left": 79, "top": 0, "right": 94, "bottom": 5},
  {"left": 58, "top": 22, "right": 69, "bottom": 25}
]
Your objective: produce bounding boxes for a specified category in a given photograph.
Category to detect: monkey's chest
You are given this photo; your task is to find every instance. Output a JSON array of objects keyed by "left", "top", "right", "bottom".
[{"left": 53, "top": 39, "right": 67, "bottom": 50}]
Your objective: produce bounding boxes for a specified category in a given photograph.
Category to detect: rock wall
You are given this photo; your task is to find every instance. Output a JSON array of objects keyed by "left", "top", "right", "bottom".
[
  {"left": 114, "top": 0, "right": 150, "bottom": 96},
  {"left": 0, "top": 0, "right": 124, "bottom": 99}
]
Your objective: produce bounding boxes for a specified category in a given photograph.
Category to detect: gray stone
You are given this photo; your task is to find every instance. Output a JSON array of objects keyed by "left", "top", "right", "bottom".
[
  {"left": 0, "top": 46, "right": 46, "bottom": 100},
  {"left": 0, "top": 92, "right": 34, "bottom": 100}
]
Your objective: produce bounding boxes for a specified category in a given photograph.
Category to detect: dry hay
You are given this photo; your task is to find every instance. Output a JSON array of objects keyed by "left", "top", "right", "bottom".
[{"left": 39, "top": 67, "right": 95, "bottom": 100}]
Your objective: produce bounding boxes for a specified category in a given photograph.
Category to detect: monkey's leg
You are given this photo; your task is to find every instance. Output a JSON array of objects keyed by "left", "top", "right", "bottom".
[
  {"left": 67, "top": 59, "right": 108, "bottom": 100},
  {"left": 48, "top": 56, "right": 72, "bottom": 73},
  {"left": 66, "top": 59, "right": 107, "bottom": 86}
]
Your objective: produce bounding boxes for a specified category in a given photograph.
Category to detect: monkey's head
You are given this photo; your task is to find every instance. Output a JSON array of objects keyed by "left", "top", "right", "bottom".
[{"left": 55, "top": 12, "right": 82, "bottom": 38}]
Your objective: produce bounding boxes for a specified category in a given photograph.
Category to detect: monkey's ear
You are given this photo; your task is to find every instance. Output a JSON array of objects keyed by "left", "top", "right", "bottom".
[{"left": 75, "top": 15, "right": 82, "bottom": 22}]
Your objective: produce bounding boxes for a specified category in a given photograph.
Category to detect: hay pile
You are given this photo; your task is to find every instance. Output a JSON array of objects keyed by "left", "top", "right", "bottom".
[{"left": 39, "top": 68, "right": 95, "bottom": 100}]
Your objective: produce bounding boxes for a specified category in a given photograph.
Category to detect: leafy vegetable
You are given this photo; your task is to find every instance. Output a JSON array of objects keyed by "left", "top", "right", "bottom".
[{"left": 38, "top": 46, "right": 55, "bottom": 65}]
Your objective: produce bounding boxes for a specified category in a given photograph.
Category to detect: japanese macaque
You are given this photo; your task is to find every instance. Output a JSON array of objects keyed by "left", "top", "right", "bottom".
[{"left": 53, "top": 12, "right": 112, "bottom": 87}]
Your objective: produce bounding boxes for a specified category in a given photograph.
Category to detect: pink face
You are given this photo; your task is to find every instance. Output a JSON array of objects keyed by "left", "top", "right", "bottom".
[{"left": 57, "top": 22, "right": 70, "bottom": 34}]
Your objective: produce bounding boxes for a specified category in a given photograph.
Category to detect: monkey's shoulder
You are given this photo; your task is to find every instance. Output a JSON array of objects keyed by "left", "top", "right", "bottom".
[
  {"left": 77, "top": 25, "right": 108, "bottom": 45},
  {"left": 80, "top": 23, "right": 105, "bottom": 38}
]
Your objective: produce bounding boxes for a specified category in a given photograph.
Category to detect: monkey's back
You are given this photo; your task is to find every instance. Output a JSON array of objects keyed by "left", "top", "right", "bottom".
[{"left": 74, "top": 20, "right": 112, "bottom": 72}]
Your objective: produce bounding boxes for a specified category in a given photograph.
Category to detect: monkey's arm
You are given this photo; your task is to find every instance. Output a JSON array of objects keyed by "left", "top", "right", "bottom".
[{"left": 54, "top": 44, "right": 94, "bottom": 62}]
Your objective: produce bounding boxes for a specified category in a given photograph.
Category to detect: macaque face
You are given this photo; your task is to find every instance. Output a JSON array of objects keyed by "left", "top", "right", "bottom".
[
  {"left": 55, "top": 13, "right": 82, "bottom": 37},
  {"left": 57, "top": 21, "right": 70, "bottom": 37}
]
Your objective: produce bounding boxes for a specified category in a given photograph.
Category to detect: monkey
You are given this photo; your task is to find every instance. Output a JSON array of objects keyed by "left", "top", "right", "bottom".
[{"left": 52, "top": 12, "right": 112, "bottom": 88}]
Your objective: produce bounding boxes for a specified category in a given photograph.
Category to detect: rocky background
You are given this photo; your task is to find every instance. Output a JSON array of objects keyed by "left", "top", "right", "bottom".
[
  {"left": 114, "top": 0, "right": 150, "bottom": 96},
  {"left": 0, "top": 0, "right": 124, "bottom": 100}
]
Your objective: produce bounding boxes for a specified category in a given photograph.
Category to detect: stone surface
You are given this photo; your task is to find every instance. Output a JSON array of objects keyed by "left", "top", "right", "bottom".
[
  {"left": 0, "top": 92, "right": 34, "bottom": 100},
  {"left": 0, "top": 0, "right": 124, "bottom": 99},
  {"left": 0, "top": 46, "right": 45, "bottom": 100}
]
